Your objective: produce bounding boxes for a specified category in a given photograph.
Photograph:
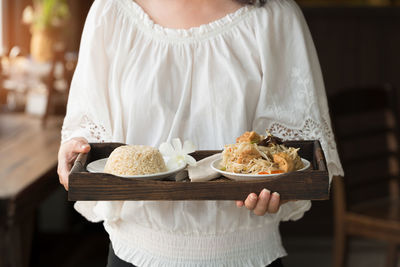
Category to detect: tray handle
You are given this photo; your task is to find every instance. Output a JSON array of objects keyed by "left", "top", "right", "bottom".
[{"left": 71, "top": 152, "right": 89, "bottom": 173}]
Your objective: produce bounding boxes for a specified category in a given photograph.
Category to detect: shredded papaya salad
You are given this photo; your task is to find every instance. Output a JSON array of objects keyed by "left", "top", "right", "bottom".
[{"left": 219, "top": 131, "right": 304, "bottom": 175}]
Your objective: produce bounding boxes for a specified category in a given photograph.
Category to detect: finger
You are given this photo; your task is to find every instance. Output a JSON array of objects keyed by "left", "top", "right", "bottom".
[
  {"left": 63, "top": 140, "right": 90, "bottom": 164},
  {"left": 62, "top": 179, "right": 69, "bottom": 191},
  {"left": 71, "top": 138, "right": 90, "bottom": 153},
  {"left": 57, "top": 138, "right": 88, "bottom": 192},
  {"left": 57, "top": 163, "right": 69, "bottom": 191},
  {"left": 57, "top": 146, "right": 74, "bottom": 191},
  {"left": 236, "top": 201, "right": 244, "bottom": 207},
  {"left": 253, "top": 189, "right": 271, "bottom": 216},
  {"left": 244, "top": 193, "right": 258, "bottom": 210},
  {"left": 63, "top": 182, "right": 68, "bottom": 191},
  {"left": 267, "top": 192, "right": 281, "bottom": 213}
]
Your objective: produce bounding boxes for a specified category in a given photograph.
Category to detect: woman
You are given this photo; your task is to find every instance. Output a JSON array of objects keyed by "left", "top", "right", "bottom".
[{"left": 58, "top": 0, "right": 343, "bottom": 266}]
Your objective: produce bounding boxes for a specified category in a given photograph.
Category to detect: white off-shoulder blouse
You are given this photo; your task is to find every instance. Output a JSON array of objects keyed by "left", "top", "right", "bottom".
[{"left": 62, "top": 0, "right": 344, "bottom": 266}]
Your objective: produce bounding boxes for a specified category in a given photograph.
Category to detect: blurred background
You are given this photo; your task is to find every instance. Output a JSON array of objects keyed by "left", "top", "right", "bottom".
[{"left": 0, "top": 0, "right": 399, "bottom": 267}]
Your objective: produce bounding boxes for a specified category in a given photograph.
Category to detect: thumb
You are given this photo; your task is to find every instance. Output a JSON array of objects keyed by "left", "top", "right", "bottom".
[{"left": 71, "top": 138, "right": 91, "bottom": 153}]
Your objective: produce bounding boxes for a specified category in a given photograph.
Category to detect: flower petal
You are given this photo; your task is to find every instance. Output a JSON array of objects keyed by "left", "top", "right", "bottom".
[
  {"left": 172, "top": 138, "right": 183, "bottom": 152},
  {"left": 166, "top": 158, "right": 180, "bottom": 170},
  {"left": 182, "top": 140, "right": 196, "bottom": 154},
  {"left": 184, "top": 155, "right": 197, "bottom": 167},
  {"left": 159, "top": 142, "right": 175, "bottom": 157}
]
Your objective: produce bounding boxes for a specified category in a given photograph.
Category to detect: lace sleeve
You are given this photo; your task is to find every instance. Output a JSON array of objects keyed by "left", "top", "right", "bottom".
[
  {"left": 253, "top": 0, "right": 343, "bottom": 221},
  {"left": 61, "top": 0, "right": 114, "bottom": 145},
  {"left": 253, "top": 0, "right": 343, "bottom": 181}
]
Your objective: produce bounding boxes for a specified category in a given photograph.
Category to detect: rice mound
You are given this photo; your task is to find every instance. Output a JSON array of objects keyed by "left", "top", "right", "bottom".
[{"left": 104, "top": 145, "right": 167, "bottom": 176}]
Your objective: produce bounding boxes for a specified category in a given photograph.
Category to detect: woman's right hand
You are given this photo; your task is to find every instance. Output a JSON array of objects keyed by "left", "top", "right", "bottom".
[{"left": 57, "top": 137, "right": 91, "bottom": 191}]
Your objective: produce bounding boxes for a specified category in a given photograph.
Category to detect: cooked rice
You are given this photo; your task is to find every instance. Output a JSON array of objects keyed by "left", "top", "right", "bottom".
[{"left": 104, "top": 145, "right": 167, "bottom": 175}]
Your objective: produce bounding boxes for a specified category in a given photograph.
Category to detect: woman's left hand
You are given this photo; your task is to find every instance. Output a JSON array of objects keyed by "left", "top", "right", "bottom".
[{"left": 236, "top": 189, "right": 282, "bottom": 216}]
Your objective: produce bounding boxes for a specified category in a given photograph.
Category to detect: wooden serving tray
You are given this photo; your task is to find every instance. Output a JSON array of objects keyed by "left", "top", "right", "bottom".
[{"left": 68, "top": 141, "right": 329, "bottom": 201}]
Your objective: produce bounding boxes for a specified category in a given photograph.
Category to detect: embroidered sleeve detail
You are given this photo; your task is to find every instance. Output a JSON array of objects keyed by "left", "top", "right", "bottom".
[
  {"left": 268, "top": 118, "right": 335, "bottom": 150},
  {"left": 61, "top": 115, "right": 112, "bottom": 143}
]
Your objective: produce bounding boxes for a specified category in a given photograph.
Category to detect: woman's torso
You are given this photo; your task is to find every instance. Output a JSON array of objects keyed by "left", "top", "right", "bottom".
[{"left": 106, "top": 0, "right": 263, "bottom": 149}]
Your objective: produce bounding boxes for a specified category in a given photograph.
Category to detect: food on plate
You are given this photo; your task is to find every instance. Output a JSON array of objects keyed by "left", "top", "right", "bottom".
[
  {"left": 104, "top": 145, "right": 167, "bottom": 176},
  {"left": 220, "top": 131, "right": 304, "bottom": 175},
  {"left": 272, "top": 152, "right": 295, "bottom": 172},
  {"left": 236, "top": 131, "right": 262, "bottom": 144}
]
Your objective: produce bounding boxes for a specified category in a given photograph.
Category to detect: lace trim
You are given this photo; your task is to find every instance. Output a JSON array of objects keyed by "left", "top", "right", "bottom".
[
  {"left": 61, "top": 115, "right": 112, "bottom": 143},
  {"left": 114, "top": 0, "right": 256, "bottom": 43},
  {"left": 267, "top": 118, "right": 344, "bottom": 177},
  {"left": 262, "top": 63, "right": 344, "bottom": 177},
  {"left": 268, "top": 118, "right": 336, "bottom": 151}
]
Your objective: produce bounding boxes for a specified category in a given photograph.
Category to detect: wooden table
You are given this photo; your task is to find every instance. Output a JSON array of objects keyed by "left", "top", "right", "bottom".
[{"left": 0, "top": 113, "right": 62, "bottom": 267}]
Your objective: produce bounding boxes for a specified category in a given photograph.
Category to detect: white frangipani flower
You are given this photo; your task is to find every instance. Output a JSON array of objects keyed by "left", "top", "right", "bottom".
[{"left": 159, "top": 138, "right": 197, "bottom": 170}]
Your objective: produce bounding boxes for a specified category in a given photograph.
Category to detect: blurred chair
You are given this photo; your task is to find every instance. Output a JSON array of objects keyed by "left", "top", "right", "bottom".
[
  {"left": 330, "top": 85, "right": 400, "bottom": 267},
  {"left": 42, "top": 47, "right": 77, "bottom": 127}
]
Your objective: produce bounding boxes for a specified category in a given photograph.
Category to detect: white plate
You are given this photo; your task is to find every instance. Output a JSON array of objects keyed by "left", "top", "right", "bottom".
[
  {"left": 210, "top": 158, "right": 311, "bottom": 181},
  {"left": 86, "top": 158, "right": 186, "bottom": 180}
]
